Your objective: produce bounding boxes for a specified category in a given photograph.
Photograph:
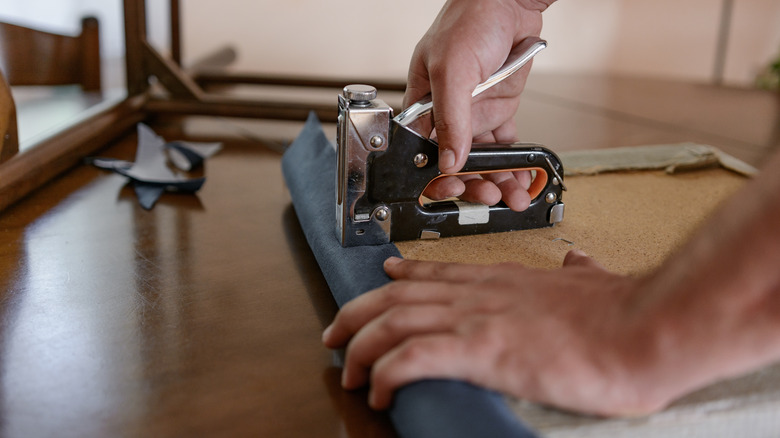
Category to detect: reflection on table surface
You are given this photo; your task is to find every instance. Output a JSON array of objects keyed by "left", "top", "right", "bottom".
[{"left": 12, "top": 86, "right": 126, "bottom": 149}]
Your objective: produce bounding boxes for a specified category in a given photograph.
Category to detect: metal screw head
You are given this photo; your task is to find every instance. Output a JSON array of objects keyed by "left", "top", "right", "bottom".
[
  {"left": 343, "top": 84, "right": 377, "bottom": 103},
  {"left": 413, "top": 153, "right": 429, "bottom": 168},
  {"left": 545, "top": 192, "right": 557, "bottom": 204},
  {"left": 370, "top": 135, "right": 384, "bottom": 148},
  {"left": 527, "top": 154, "right": 536, "bottom": 163},
  {"left": 374, "top": 206, "right": 390, "bottom": 221}
]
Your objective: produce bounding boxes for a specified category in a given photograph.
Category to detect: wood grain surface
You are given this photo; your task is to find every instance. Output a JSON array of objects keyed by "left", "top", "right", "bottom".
[{"left": 0, "top": 130, "right": 395, "bottom": 437}]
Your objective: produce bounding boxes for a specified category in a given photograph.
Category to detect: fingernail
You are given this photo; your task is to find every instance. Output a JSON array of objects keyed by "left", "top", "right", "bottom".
[
  {"left": 368, "top": 390, "right": 378, "bottom": 409},
  {"left": 384, "top": 256, "right": 402, "bottom": 268},
  {"left": 449, "top": 188, "right": 465, "bottom": 199},
  {"left": 322, "top": 324, "right": 333, "bottom": 342},
  {"left": 440, "top": 149, "right": 456, "bottom": 171}
]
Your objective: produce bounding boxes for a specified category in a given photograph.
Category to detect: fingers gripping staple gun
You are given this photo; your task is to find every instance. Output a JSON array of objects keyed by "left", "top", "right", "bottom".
[{"left": 336, "top": 37, "right": 565, "bottom": 247}]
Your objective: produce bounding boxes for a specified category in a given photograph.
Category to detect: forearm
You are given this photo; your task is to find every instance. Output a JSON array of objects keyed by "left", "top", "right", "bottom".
[{"left": 631, "top": 149, "right": 780, "bottom": 404}]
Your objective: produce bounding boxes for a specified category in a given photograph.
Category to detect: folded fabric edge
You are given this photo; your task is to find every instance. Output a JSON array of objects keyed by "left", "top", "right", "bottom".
[{"left": 280, "top": 112, "right": 539, "bottom": 438}]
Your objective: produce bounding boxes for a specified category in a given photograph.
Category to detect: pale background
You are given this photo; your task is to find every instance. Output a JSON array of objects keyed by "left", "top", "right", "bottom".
[{"left": 1, "top": 0, "right": 779, "bottom": 87}]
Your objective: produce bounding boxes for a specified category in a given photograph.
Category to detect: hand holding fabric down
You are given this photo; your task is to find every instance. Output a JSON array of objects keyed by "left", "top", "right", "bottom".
[
  {"left": 408, "top": 0, "right": 556, "bottom": 211},
  {"left": 323, "top": 250, "right": 667, "bottom": 417}
]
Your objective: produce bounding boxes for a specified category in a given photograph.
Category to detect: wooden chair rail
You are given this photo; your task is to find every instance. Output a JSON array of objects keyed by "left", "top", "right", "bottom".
[
  {"left": 0, "top": 69, "right": 18, "bottom": 163},
  {"left": 145, "top": 96, "right": 338, "bottom": 122},
  {"left": 193, "top": 70, "right": 407, "bottom": 94},
  {"left": 0, "top": 17, "right": 101, "bottom": 91}
]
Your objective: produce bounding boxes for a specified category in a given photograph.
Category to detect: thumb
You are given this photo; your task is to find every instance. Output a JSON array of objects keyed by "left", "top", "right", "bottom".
[{"left": 430, "top": 72, "right": 476, "bottom": 174}]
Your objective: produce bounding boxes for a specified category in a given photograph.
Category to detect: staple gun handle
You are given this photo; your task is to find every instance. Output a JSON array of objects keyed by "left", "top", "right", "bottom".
[
  {"left": 367, "top": 126, "right": 566, "bottom": 242},
  {"left": 393, "top": 37, "right": 547, "bottom": 138},
  {"left": 371, "top": 123, "right": 564, "bottom": 204},
  {"left": 458, "top": 144, "right": 566, "bottom": 200}
]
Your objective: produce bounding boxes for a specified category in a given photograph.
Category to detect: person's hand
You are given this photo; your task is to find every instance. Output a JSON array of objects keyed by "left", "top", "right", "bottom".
[
  {"left": 323, "top": 250, "right": 674, "bottom": 417},
  {"left": 408, "top": 0, "right": 555, "bottom": 211}
]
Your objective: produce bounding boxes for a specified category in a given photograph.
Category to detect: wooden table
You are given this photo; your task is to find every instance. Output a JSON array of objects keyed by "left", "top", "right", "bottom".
[{"left": 0, "top": 75, "right": 777, "bottom": 437}]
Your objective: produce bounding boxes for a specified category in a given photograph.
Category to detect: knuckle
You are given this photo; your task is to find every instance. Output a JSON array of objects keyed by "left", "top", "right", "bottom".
[
  {"left": 379, "top": 281, "right": 417, "bottom": 305},
  {"left": 429, "top": 262, "right": 450, "bottom": 278},
  {"left": 467, "top": 318, "right": 506, "bottom": 353},
  {"left": 433, "top": 117, "right": 459, "bottom": 135},
  {"left": 380, "top": 306, "right": 417, "bottom": 333},
  {"left": 396, "top": 339, "right": 436, "bottom": 364}
]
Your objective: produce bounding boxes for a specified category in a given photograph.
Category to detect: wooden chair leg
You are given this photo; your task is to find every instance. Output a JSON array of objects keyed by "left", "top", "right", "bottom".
[
  {"left": 771, "top": 93, "right": 780, "bottom": 152},
  {"left": 0, "top": 70, "right": 19, "bottom": 163},
  {"left": 80, "top": 17, "right": 102, "bottom": 92},
  {"left": 170, "top": 0, "right": 181, "bottom": 66}
]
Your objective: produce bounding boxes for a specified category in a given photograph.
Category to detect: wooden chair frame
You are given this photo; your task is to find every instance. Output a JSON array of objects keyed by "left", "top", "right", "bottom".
[
  {"left": 0, "top": 0, "right": 406, "bottom": 212},
  {"left": 124, "top": 0, "right": 405, "bottom": 123},
  {"left": 0, "top": 69, "right": 19, "bottom": 163}
]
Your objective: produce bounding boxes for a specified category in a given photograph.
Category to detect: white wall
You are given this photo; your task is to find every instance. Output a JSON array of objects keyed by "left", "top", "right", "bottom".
[
  {"left": 724, "top": 0, "right": 780, "bottom": 84},
  {"left": 181, "top": 0, "right": 445, "bottom": 81},
  {"left": 2, "top": 0, "right": 779, "bottom": 87},
  {"left": 537, "top": 0, "right": 780, "bottom": 84},
  {"left": 181, "top": 0, "right": 780, "bottom": 87},
  {"left": 538, "top": 0, "right": 723, "bottom": 81}
]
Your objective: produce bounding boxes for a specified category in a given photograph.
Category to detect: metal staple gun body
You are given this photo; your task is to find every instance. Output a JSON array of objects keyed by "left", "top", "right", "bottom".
[{"left": 336, "top": 37, "right": 565, "bottom": 247}]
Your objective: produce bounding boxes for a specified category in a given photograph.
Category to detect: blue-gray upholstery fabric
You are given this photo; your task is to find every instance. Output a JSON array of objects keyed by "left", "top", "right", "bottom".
[{"left": 281, "top": 113, "right": 538, "bottom": 438}]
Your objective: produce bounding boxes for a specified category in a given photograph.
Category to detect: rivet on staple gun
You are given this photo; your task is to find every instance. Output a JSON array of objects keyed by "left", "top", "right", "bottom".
[{"left": 336, "top": 37, "right": 565, "bottom": 247}]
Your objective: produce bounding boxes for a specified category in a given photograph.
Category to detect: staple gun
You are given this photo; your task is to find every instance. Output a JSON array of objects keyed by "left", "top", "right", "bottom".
[{"left": 336, "top": 37, "right": 565, "bottom": 247}]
